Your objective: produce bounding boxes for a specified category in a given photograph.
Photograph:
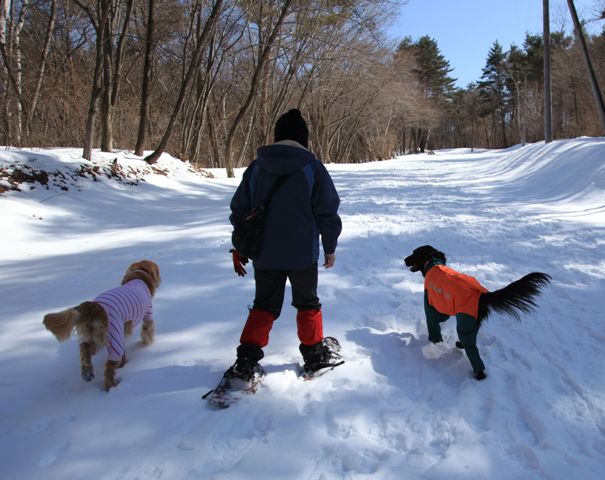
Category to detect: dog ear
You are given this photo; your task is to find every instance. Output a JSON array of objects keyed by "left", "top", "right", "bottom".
[
  {"left": 139, "top": 260, "right": 161, "bottom": 289},
  {"left": 432, "top": 250, "right": 446, "bottom": 264},
  {"left": 123, "top": 261, "right": 141, "bottom": 284},
  {"left": 145, "top": 260, "right": 161, "bottom": 288},
  {"left": 122, "top": 261, "right": 144, "bottom": 285}
]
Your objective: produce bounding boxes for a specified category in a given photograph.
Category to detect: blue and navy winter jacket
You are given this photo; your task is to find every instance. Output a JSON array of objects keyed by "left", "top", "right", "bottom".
[{"left": 230, "top": 141, "right": 342, "bottom": 270}]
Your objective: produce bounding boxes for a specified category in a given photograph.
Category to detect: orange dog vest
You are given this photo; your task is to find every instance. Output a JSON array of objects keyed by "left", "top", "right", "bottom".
[{"left": 424, "top": 264, "right": 488, "bottom": 318}]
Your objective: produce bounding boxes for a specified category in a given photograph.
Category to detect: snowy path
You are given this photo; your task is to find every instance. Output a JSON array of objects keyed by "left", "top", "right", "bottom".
[{"left": 1, "top": 139, "right": 604, "bottom": 479}]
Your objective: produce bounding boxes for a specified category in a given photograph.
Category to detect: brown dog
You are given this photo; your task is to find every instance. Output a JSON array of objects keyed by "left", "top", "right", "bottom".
[{"left": 43, "top": 260, "right": 161, "bottom": 391}]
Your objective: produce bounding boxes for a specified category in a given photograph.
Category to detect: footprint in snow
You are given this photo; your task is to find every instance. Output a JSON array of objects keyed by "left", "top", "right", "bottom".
[
  {"left": 39, "top": 441, "right": 70, "bottom": 468},
  {"left": 177, "top": 441, "right": 195, "bottom": 451}
]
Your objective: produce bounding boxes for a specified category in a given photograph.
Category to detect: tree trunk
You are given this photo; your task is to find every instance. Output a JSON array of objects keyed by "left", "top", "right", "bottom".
[
  {"left": 470, "top": 92, "right": 476, "bottom": 152},
  {"left": 236, "top": 102, "right": 258, "bottom": 167},
  {"left": 97, "top": 0, "right": 134, "bottom": 153},
  {"left": 80, "top": 1, "right": 110, "bottom": 161},
  {"left": 13, "top": 0, "right": 29, "bottom": 146},
  {"left": 544, "top": 0, "right": 553, "bottom": 142},
  {"left": 0, "top": 0, "right": 30, "bottom": 146},
  {"left": 134, "top": 0, "right": 155, "bottom": 156},
  {"left": 100, "top": 8, "right": 113, "bottom": 152},
  {"left": 0, "top": 0, "right": 10, "bottom": 144},
  {"left": 111, "top": 0, "right": 134, "bottom": 107},
  {"left": 27, "top": 0, "right": 57, "bottom": 135},
  {"left": 207, "top": 104, "right": 222, "bottom": 168},
  {"left": 499, "top": 104, "right": 508, "bottom": 148}
]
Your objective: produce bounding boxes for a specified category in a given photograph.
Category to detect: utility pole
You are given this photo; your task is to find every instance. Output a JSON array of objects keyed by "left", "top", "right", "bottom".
[
  {"left": 543, "top": 0, "right": 553, "bottom": 142},
  {"left": 471, "top": 98, "right": 475, "bottom": 153},
  {"left": 566, "top": 0, "right": 605, "bottom": 133}
]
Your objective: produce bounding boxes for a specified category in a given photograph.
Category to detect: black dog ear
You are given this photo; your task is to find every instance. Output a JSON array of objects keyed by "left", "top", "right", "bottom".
[{"left": 431, "top": 250, "right": 446, "bottom": 264}]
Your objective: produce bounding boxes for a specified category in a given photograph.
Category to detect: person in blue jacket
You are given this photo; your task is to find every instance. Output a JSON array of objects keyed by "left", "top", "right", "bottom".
[{"left": 228, "top": 109, "right": 342, "bottom": 377}]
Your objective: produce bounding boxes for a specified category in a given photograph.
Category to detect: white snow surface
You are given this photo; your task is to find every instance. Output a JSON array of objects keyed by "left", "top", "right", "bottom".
[{"left": 1, "top": 138, "right": 604, "bottom": 480}]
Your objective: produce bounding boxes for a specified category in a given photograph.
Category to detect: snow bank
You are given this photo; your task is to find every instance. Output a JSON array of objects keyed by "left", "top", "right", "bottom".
[{"left": 1, "top": 138, "right": 604, "bottom": 480}]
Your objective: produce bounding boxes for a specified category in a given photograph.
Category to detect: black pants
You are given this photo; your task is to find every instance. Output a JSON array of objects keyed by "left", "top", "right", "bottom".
[{"left": 253, "top": 263, "right": 321, "bottom": 318}]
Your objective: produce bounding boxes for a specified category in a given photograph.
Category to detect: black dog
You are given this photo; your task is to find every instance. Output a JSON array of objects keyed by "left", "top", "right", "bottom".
[{"left": 404, "top": 245, "right": 551, "bottom": 380}]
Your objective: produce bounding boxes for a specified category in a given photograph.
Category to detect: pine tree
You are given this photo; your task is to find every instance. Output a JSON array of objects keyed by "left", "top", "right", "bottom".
[
  {"left": 394, "top": 35, "right": 456, "bottom": 152},
  {"left": 479, "top": 41, "right": 509, "bottom": 148},
  {"left": 411, "top": 35, "right": 456, "bottom": 98}
]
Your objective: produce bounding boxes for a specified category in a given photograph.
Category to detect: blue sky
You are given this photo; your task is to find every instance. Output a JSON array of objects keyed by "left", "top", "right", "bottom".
[{"left": 387, "top": 0, "right": 603, "bottom": 88}]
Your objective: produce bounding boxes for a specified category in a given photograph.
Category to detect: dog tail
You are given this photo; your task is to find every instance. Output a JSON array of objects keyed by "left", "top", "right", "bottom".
[
  {"left": 478, "top": 272, "right": 551, "bottom": 323},
  {"left": 43, "top": 308, "right": 81, "bottom": 341}
]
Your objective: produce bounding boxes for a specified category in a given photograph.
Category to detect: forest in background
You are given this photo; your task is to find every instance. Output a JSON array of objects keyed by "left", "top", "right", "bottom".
[{"left": 1, "top": 0, "right": 605, "bottom": 175}]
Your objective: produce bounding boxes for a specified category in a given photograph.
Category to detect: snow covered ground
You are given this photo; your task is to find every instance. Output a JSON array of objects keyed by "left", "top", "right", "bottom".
[{"left": 1, "top": 138, "right": 604, "bottom": 480}]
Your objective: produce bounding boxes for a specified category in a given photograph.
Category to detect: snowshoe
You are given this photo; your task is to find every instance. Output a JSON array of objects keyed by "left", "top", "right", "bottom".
[
  {"left": 299, "top": 336, "right": 345, "bottom": 379},
  {"left": 202, "top": 363, "right": 265, "bottom": 409},
  {"left": 298, "top": 360, "right": 345, "bottom": 380}
]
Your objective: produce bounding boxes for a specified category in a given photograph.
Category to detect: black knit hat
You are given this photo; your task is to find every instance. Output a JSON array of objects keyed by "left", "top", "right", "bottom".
[{"left": 274, "top": 109, "right": 309, "bottom": 148}]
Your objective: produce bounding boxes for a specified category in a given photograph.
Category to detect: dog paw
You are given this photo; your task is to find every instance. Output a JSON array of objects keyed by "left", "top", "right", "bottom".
[
  {"left": 104, "top": 377, "right": 121, "bottom": 392},
  {"left": 474, "top": 370, "right": 487, "bottom": 381},
  {"left": 81, "top": 367, "right": 94, "bottom": 382},
  {"left": 141, "top": 321, "right": 155, "bottom": 345}
]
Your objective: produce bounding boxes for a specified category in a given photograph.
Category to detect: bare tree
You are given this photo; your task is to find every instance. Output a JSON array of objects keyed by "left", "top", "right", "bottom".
[
  {"left": 27, "top": 0, "right": 57, "bottom": 135},
  {"left": 567, "top": 0, "right": 605, "bottom": 132},
  {"left": 223, "top": 0, "right": 293, "bottom": 177},
  {"left": 0, "top": 0, "right": 30, "bottom": 145},
  {"left": 4, "top": 0, "right": 605, "bottom": 161},
  {"left": 100, "top": 0, "right": 134, "bottom": 152},
  {"left": 134, "top": 0, "right": 156, "bottom": 156},
  {"left": 144, "top": 0, "right": 224, "bottom": 164},
  {"left": 179, "top": 3, "right": 246, "bottom": 165},
  {"left": 0, "top": 0, "right": 13, "bottom": 143},
  {"left": 74, "top": 0, "right": 111, "bottom": 160}
]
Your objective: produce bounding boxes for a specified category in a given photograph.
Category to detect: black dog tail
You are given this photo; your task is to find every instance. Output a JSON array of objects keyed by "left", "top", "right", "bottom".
[{"left": 477, "top": 272, "right": 551, "bottom": 324}]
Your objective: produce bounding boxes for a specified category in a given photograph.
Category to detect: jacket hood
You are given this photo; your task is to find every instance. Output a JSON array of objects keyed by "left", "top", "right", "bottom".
[{"left": 256, "top": 142, "right": 316, "bottom": 175}]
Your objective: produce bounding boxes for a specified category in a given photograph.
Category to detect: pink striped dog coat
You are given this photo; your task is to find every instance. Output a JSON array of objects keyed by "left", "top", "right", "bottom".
[{"left": 93, "top": 279, "right": 153, "bottom": 361}]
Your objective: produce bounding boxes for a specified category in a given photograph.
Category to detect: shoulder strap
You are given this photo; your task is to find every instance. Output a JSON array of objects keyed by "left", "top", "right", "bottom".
[{"left": 261, "top": 172, "right": 294, "bottom": 209}]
